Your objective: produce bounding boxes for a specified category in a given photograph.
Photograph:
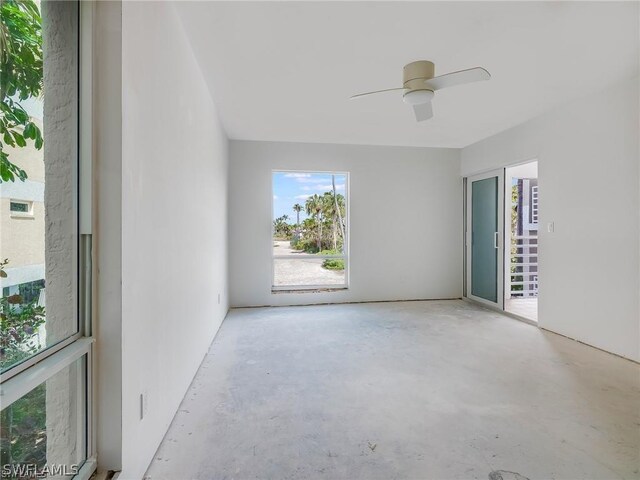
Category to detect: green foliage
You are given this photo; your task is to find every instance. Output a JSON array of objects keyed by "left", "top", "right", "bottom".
[
  {"left": 0, "top": 0, "right": 43, "bottom": 182},
  {"left": 0, "top": 382, "right": 47, "bottom": 468},
  {"left": 294, "top": 238, "right": 319, "bottom": 253},
  {"left": 301, "top": 188, "right": 346, "bottom": 252},
  {"left": 320, "top": 249, "right": 345, "bottom": 270},
  {"left": 322, "top": 258, "right": 344, "bottom": 270},
  {"left": 289, "top": 237, "right": 303, "bottom": 251},
  {"left": 320, "top": 249, "right": 342, "bottom": 255},
  {"left": 0, "top": 4, "right": 47, "bottom": 468},
  {"left": 273, "top": 214, "right": 293, "bottom": 239},
  {"left": 292, "top": 203, "right": 302, "bottom": 226},
  {"left": 0, "top": 261, "right": 47, "bottom": 468},
  {"left": 0, "top": 262, "right": 46, "bottom": 370},
  {"left": 278, "top": 176, "right": 347, "bottom": 255},
  {"left": 0, "top": 295, "right": 46, "bottom": 369},
  {"left": 287, "top": 217, "right": 318, "bottom": 252}
]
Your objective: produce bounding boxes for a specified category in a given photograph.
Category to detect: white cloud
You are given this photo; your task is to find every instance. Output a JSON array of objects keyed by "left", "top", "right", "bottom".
[
  {"left": 284, "top": 173, "right": 311, "bottom": 178},
  {"left": 273, "top": 195, "right": 278, "bottom": 200},
  {"left": 295, "top": 194, "right": 311, "bottom": 200},
  {"left": 301, "top": 184, "right": 345, "bottom": 192},
  {"left": 295, "top": 177, "right": 327, "bottom": 184},
  {"left": 284, "top": 173, "right": 347, "bottom": 185}
]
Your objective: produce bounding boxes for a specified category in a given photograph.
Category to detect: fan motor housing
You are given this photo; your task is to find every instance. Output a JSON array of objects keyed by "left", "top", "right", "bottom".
[{"left": 403, "top": 60, "right": 435, "bottom": 87}]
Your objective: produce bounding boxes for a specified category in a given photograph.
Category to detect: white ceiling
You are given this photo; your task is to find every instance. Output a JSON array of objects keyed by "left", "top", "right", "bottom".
[{"left": 175, "top": 1, "right": 639, "bottom": 148}]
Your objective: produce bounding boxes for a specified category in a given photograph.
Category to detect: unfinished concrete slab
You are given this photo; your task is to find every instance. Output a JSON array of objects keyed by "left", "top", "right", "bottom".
[{"left": 144, "top": 300, "right": 639, "bottom": 480}]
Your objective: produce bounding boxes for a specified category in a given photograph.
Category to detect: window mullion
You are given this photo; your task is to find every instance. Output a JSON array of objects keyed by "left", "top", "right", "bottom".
[{"left": 0, "top": 337, "right": 92, "bottom": 408}]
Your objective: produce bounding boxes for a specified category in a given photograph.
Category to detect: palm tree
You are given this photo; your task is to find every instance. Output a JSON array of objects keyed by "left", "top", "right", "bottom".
[
  {"left": 273, "top": 215, "right": 290, "bottom": 238},
  {"left": 332, "top": 175, "right": 346, "bottom": 246},
  {"left": 322, "top": 192, "right": 339, "bottom": 250},
  {"left": 305, "top": 194, "right": 324, "bottom": 251},
  {"left": 322, "top": 189, "right": 346, "bottom": 251},
  {"left": 292, "top": 203, "right": 302, "bottom": 228}
]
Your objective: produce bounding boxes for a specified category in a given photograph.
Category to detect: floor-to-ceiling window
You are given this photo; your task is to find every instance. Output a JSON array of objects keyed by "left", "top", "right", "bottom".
[{"left": 0, "top": 2, "right": 95, "bottom": 477}]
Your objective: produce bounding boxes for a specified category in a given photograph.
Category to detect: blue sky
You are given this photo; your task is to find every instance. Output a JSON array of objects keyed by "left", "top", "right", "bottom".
[{"left": 273, "top": 172, "right": 346, "bottom": 222}]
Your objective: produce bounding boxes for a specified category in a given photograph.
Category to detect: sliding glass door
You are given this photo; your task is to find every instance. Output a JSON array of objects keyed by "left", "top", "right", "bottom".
[{"left": 466, "top": 170, "right": 504, "bottom": 308}]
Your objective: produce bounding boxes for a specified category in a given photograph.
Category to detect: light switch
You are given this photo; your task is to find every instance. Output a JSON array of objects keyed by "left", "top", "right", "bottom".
[{"left": 547, "top": 221, "right": 554, "bottom": 233}]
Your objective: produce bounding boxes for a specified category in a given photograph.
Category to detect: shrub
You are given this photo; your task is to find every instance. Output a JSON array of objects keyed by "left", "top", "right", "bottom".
[
  {"left": 320, "top": 249, "right": 345, "bottom": 270},
  {"left": 292, "top": 238, "right": 319, "bottom": 253},
  {"left": 322, "top": 258, "right": 344, "bottom": 270}
]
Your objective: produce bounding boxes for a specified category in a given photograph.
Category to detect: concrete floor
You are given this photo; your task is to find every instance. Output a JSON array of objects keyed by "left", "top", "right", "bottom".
[
  {"left": 505, "top": 298, "right": 538, "bottom": 323},
  {"left": 145, "top": 300, "right": 639, "bottom": 480}
]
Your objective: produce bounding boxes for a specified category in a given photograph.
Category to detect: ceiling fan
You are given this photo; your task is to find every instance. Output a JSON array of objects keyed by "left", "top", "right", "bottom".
[{"left": 350, "top": 60, "right": 491, "bottom": 122}]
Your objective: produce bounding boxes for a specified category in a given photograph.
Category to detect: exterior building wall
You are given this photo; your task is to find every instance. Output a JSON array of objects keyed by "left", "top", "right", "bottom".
[
  {"left": 41, "top": 0, "right": 80, "bottom": 470},
  {"left": 0, "top": 121, "right": 46, "bottom": 290},
  {"left": 3, "top": 120, "right": 45, "bottom": 182},
  {"left": 0, "top": 199, "right": 45, "bottom": 268}
]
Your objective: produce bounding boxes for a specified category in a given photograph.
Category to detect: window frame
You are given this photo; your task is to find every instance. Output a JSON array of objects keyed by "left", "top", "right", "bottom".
[
  {"left": 271, "top": 169, "right": 350, "bottom": 292},
  {"left": 0, "top": 2, "right": 97, "bottom": 478},
  {"left": 9, "top": 199, "right": 34, "bottom": 216}
]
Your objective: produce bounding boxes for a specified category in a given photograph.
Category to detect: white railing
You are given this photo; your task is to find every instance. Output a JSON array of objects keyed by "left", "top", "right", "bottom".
[
  {"left": 531, "top": 186, "right": 539, "bottom": 224},
  {"left": 510, "top": 234, "right": 538, "bottom": 297}
]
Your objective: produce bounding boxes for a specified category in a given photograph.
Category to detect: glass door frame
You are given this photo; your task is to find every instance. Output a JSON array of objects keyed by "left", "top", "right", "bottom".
[{"left": 465, "top": 169, "right": 505, "bottom": 310}]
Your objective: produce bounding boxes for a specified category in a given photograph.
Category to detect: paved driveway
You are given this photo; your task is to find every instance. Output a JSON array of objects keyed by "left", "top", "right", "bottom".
[{"left": 273, "top": 240, "right": 345, "bottom": 287}]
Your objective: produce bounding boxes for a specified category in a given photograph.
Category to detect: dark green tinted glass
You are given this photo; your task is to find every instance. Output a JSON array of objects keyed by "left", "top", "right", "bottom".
[{"left": 471, "top": 177, "right": 498, "bottom": 302}]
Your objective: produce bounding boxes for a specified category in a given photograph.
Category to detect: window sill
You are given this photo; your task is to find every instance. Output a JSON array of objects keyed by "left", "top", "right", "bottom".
[
  {"left": 10, "top": 214, "right": 35, "bottom": 219},
  {"left": 271, "top": 287, "right": 348, "bottom": 294}
]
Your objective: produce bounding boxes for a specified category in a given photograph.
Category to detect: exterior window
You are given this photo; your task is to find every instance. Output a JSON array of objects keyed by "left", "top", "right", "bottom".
[
  {"left": 0, "top": 356, "right": 86, "bottom": 476},
  {"left": 0, "top": 1, "right": 79, "bottom": 373},
  {"left": 272, "top": 171, "right": 349, "bottom": 291},
  {"left": 10, "top": 200, "right": 32, "bottom": 214},
  {"left": 1, "top": 2, "right": 94, "bottom": 477}
]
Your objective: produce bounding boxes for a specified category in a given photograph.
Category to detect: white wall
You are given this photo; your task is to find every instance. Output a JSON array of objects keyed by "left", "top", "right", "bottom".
[
  {"left": 94, "top": 0, "right": 123, "bottom": 470},
  {"left": 229, "top": 140, "right": 462, "bottom": 307},
  {"left": 462, "top": 76, "right": 640, "bottom": 362},
  {"left": 120, "top": 3, "right": 229, "bottom": 478}
]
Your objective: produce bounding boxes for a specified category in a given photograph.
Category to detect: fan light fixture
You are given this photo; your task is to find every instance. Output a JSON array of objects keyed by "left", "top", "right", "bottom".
[
  {"left": 350, "top": 60, "right": 491, "bottom": 122},
  {"left": 402, "top": 89, "right": 434, "bottom": 105}
]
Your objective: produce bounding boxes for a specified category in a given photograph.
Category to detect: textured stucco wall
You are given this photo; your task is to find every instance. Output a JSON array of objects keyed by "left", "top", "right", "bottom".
[
  {"left": 42, "top": 0, "right": 81, "bottom": 469},
  {"left": 42, "top": 0, "right": 78, "bottom": 348}
]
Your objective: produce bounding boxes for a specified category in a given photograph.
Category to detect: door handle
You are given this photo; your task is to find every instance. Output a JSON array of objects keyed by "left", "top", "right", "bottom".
[{"left": 494, "top": 231, "right": 500, "bottom": 249}]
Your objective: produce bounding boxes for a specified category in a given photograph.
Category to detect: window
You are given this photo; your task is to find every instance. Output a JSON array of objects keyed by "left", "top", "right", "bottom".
[
  {"left": 10, "top": 201, "right": 32, "bottom": 215},
  {"left": 0, "top": 2, "right": 79, "bottom": 374},
  {"left": 272, "top": 171, "right": 348, "bottom": 291},
  {"left": 1, "top": 2, "right": 95, "bottom": 477},
  {"left": 1, "top": 356, "right": 86, "bottom": 477}
]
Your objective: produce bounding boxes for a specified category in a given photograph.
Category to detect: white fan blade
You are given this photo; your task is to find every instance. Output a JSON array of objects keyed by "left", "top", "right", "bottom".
[
  {"left": 424, "top": 67, "right": 490, "bottom": 91},
  {"left": 350, "top": 87, "right": 404, "bottom": 100},
  {"left": 413, "top": 102, "right": 433, "bottom": 122}
]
